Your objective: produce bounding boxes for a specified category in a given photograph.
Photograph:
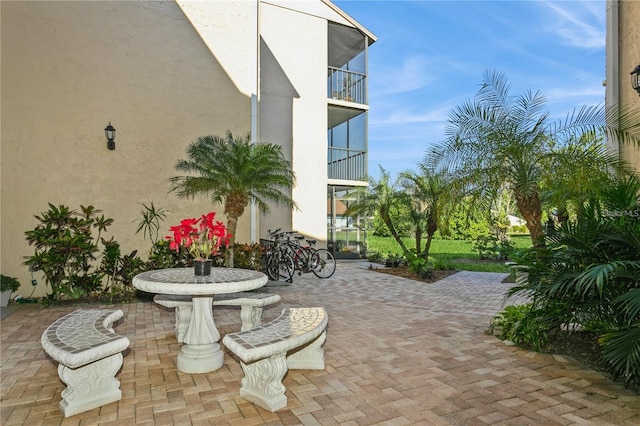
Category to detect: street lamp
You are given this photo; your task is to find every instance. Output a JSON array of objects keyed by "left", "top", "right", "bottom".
[
  {"left": 631, "top": 65, "right": 640, "bottom": 96},
  {"left": 104, "top": 122, "right": 116, "bottom": 150}
]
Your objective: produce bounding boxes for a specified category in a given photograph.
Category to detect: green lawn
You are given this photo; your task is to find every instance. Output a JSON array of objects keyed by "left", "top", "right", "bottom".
[{"left": 367, "top": 234, "right": 533, "bottom": 273}]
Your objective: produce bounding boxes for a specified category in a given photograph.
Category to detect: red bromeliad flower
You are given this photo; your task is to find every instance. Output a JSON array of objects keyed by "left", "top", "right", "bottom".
[{"left": 166, "top": 212, "right": 231, "bottom": 260}]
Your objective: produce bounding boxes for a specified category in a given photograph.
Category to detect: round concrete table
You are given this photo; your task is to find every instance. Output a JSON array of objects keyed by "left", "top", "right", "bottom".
[{"left": 133, "top": 268, "right": 268, "bottom": 374}]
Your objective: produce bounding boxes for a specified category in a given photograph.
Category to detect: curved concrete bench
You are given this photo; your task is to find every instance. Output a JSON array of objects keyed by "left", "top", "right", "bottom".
[
  {"left": 222, "top": 307, "right": 328, "bottom": 412},
  {"left": 154, "top": 292, "right": 281, "bottom": 342},
  {"left": 40, "top": 309, "right": 130, "bottom": 417}
]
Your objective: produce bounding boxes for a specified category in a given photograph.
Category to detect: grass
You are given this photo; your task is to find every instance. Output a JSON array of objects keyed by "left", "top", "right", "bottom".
[{"left": 367, "top": 234, "right": 533, "bottom": 273}]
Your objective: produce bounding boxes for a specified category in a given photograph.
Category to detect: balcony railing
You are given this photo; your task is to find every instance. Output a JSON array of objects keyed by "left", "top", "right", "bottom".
[
  {"left": 328, "top": 67, "right": 366, "bottom": 104},
  {"left": 328, "top": 147, "right": 367, "bottom": 181}
]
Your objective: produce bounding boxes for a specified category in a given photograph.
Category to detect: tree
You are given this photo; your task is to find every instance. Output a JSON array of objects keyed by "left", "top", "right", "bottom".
[
  {"left": 345, "top": 166, "right": 409, "bottom": 255},
  {"left": 432, "top": 69, "right": 640, "bottom": 249},
  {"left": 397, "top": 163, "right": 452, "bottom": 258},
  {"left": 169, "top": 131, "right": 296, "bottom": 267}
]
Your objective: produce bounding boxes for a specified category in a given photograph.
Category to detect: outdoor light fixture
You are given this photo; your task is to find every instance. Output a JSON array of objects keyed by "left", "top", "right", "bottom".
[
  {"left": 104, "top": 122, "right": 116, "bottom": 150},
  {"left": 631, "top": 65, "right": 640, "bottom": 96}
]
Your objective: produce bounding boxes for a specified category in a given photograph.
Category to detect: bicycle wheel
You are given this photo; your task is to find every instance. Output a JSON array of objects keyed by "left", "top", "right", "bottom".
[
  {"left": 311, "top": 249, "right": 336, "bottom": 278},
  {"left": 265, "top": 254, "right": 279, "bottom": 280},
  {"left": 268, "top": 253, "right": 295, "bottom": 282}
]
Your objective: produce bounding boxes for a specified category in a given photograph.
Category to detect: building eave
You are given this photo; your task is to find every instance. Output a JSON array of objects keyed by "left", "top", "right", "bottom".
[{"left": 321, "top": 0, "right": 377, "bottom": 44}]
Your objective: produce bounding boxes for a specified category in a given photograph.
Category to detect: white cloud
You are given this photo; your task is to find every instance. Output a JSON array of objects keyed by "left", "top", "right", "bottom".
[
  {"left": 372, "top": 55, "right": 435, "bottom": 96},
  {"left": 541, "top": 1, "right": 605, "bottom": 50}
]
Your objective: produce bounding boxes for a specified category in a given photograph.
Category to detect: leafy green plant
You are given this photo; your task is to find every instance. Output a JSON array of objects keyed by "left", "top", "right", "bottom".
[
  {"left": 23, "top": 203, "right": 144, "bottom": 305},
  {"left": 233, "top": 243, "right": 265, "bottom": 271},
  {"left": 134, "top": 201, "right": 167, "bottom": 246},
  {"left": 24, "top": 204, "right": 112, "bottom": 302},
  {"left": 98, "top": 239, "right": 143, "bottom": 303},
  {"left": 384, "top": 254, "right": 406, "bottom": 268},
  {"left": 146, "top": 240, "right": 192, "bottom": 270},
  {"left": 505, "top": 174, "right": 640, "bottom": 385},
  {"left": 473, "top": 234, "right": 515, "bottom": 261},
  {"left": 405, "top": 250, "right": 434, "bottom": 279},
  {"left": 0, "top": 274, "right": 21, "bottom": 292},
  {"left": 366, "top": 250, "right": 384, "bottom": 264},
  {"left": 431, "top": 258, "right": 450, "bottom": 271},
  {"left": 490, "top": 304, "right": 551, "bottom": 351}
]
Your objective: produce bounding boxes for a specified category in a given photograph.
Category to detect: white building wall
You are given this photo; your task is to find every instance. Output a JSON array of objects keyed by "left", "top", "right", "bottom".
[
  {"left": 176, "top": 1, "right": 258, "bottom": 98},
  {"left": 259, "top": 2, "right": 329, "bottom": 242}
]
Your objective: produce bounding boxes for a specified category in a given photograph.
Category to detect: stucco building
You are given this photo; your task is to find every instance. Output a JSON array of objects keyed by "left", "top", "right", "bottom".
[
  {"left": 606, "top": 0, "right": 640, "bottom": 172},
  {"left": 1, "top": 0, "right": 375, "bottom": 296}
]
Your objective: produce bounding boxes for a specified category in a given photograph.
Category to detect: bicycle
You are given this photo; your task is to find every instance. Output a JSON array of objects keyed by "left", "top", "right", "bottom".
[
  {"left": 283, "top": 234, "right": 336, "bottom": 279},
  {"left": 262, "top": 229, "right": 295, "bottom": 282}
]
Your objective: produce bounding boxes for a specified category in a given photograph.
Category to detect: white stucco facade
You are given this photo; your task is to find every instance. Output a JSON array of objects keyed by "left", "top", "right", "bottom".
[{"left": 1, "top": 0, "right": 374, "bottom": 297}]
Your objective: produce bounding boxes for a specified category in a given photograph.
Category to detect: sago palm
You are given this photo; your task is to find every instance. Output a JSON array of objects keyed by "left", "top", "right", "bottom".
[{"left": 170, "top": 131, "right": 296, "bottom": 267}]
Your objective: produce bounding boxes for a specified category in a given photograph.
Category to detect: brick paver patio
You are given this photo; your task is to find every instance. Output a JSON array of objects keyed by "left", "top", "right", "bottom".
[{"left": 1, "top": 263, "right": 639, "bottom": 425}]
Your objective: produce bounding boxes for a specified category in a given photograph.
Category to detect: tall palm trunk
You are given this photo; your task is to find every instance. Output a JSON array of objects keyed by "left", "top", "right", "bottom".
[
  {"left": 224, "top": 195, "right": 248, "bottom": 268},
  {"left": 423, "top": 210, "right": 438, "bottom": 258},
  {"left": 515, "top": 192, "right": 545, "bottom": 249},
  {"left": 380, "top": 205, "right": 409, "bottom": 254},
  {"left": 224, "top": 214, "right": 239, "bottom": 268},
  {"left": 414, "top": 227, "right": 423, "bottom": 256}
]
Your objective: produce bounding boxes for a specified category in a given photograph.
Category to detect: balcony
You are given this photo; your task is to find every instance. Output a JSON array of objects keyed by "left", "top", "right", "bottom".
[
  {"left": 328, "top": 67, "right": 366, "bottom": 104},
  {"left": 328, "top": 147, "right": 367, "bottom": 182}
]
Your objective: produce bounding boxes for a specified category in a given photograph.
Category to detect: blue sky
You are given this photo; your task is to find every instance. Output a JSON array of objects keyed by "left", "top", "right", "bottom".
[{"left": 333, "top": 0, "right": 607, "bottom": 179}]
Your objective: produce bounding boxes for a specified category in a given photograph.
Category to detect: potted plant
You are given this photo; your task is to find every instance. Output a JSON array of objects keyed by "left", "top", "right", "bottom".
[
  {"left": 1, "top": 274, "right": 21, "bottom": 307},
  {"left": 166, "top": 211, "right": 231, "bottom": 276}
]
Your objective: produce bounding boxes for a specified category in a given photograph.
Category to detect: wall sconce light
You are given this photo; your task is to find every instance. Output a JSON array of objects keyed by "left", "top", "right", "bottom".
[
  {"left": 104, "top": 122, "right": 116, "bottom": 150},
  {"left": 631, "top": 65, "right": 640, "bottom": 96}
]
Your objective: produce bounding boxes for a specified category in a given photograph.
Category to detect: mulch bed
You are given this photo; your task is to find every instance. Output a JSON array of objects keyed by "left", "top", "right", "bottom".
[{"left": 371, "top": 266, "right": 458, "bottom": 283}]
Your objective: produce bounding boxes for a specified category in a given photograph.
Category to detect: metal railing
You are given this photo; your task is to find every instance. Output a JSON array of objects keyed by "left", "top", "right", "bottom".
[
  {"left": 328, "top": 67, "right": 366, "bottom": 104},
  {"left": 328, "top": 147, "right": 367, "bottom": 181}
]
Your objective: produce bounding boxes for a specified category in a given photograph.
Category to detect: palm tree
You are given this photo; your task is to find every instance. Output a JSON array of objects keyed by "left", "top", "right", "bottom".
[
  {"left": 397, "top": 163, "right": 452, "bottom": 258},
  {"left": 169, "top": 131, "right": 296, "bottom": 267},
  {"left": 345, "top": 166, "right": 409, "bottom": 255},
  {"left": 506, "top": 173, "right": 640, "bottom": 384},
  {"left": 432, "top": 69, "right": 640, "bottom": 249}
]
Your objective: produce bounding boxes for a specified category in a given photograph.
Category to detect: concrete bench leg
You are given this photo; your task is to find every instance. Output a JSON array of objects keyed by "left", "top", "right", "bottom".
[
  {"left": 58, "top": 353, "right": 124, "bottom": 417},
  {"left": 239, "top": 353, "right": 288, "bottom": 412},
  {"left": 287, "top": 331, "right": 326, "bottom": 370},
  {"left": 239, "top": 306, "right": 263, "bottom": 331}
]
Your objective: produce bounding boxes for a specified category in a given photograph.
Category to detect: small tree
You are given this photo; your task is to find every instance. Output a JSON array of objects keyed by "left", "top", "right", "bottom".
[
  {"left": 170, "top": 131, "right": 296, "bottom": 267},
  {"left": 397, "top": 162, "right": 453, "bottom": 259},
  {"left": 345, "top": 166, "right": 410, "bottom": 255},
  {"left": 432, "top": 69, "right": 640, "bottom": 249}
]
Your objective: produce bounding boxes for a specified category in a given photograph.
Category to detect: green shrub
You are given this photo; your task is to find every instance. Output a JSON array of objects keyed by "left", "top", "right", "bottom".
[
  {"left": 384, "top": 254, "right": 406, "bottom": 268},
  {"left": 233, "top": 243, "right": 265, "bottom": 271},
  {"left": 24, "top": 203, "right": 147, "bottom": 305},
  {"left": 98, "top": 239, "right": 143, "bottom": 303},
  {"left": 431, "top": 258, "right": 451, "bottom": 271},
  {"left": 366, "top": 250, "right": 384, "bottom": 263},
  {"left": 405, "top": 251, "right": 430, "bottom": 275},
  {"left": 472, "top": 234, "right": 516, "bottom": 261},
  {"left": 490, "top": 304, "right": 551, "bottom": 351},
  {"left": 0, "top": 274, "right": 21, "bottom": 292},
  {"left": 24, "top": 204, "right": 113, "bottom": 303}
]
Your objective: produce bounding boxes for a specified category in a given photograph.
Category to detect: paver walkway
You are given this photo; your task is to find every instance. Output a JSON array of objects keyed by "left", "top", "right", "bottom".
[{"left": 1, "top": 264, "right": 639, "bottom": 425}]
